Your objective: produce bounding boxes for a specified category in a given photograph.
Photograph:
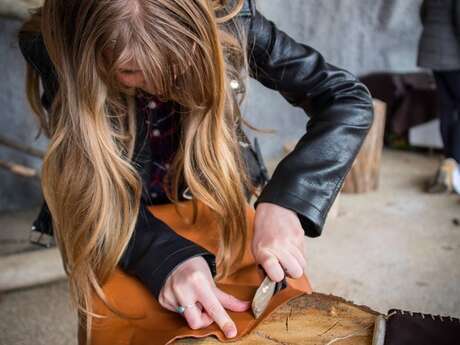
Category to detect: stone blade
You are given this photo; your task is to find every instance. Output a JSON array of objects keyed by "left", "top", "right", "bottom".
[{"left": 251, "top": 275, "right": 277, "bottom": 319}]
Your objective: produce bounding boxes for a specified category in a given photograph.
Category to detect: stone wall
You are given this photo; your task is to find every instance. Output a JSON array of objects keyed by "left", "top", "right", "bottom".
[
  {"left": 0, "top": 18, "right": 48, "bottom": 211},
  {"left": 243, "top": 0, "right": 423, "bottom": 160}
]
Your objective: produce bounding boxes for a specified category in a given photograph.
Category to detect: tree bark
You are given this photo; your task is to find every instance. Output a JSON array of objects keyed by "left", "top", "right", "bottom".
[{"left": 342, "top": 99, "right": 387, "bottom": 193}]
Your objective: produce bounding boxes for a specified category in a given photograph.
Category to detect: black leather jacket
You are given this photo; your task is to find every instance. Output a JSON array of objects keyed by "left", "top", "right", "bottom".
[{"left": 18, "top": 0, "right": 374, "bottom": 300}]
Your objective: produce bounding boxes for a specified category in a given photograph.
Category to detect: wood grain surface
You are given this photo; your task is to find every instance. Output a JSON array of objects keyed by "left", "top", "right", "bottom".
[
  {"left": 175, "top": 293, "right": 378, "bottom": 345},
  {"left": 343, "top": 99, "right": 387, "bottom": 194}
]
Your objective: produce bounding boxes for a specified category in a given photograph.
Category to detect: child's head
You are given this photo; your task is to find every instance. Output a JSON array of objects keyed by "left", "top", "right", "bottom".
[
  {"left": 104, "top": 41, "right": 196, "bottom": 96},
  {"left": 41, "top": 0, "right": 246, "bottom": 105}
]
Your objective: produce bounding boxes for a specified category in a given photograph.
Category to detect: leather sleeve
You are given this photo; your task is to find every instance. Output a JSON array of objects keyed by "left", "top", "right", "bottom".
[
  {"left": 246, "top": 7, "right": 374, "bottom": 237},
  {"left": 18, "top": 32, "right": 217, "bottom": 300},
  {"left": 18, "top": 32, "right": 58, "bottom": 110},
  {"left": 118, "top": 203, "right": 217, "bottom": 300},
  {"left": 31, "top": 198, "right": 217, "bottom": 300}
]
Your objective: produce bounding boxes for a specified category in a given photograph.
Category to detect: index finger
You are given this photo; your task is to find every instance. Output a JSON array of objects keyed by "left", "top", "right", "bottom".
[{"left": 195, "top": 286, "right": 237, "bottom": 338}]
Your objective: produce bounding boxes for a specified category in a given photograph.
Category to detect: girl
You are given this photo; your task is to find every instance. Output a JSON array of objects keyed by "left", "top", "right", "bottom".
[{"left": 18, "top": 0, "right": 374, "bottom": 342}]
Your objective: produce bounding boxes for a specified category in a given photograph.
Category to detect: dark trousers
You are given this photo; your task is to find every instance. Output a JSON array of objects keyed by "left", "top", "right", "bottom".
[{"left": 433, "top": 70, "right": 460, "bottom": 162}]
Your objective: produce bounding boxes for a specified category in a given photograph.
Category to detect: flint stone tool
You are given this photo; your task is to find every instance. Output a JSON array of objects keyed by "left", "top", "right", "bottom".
[{"left": 251, "top": 265, "right": 287, "bottom": 319}]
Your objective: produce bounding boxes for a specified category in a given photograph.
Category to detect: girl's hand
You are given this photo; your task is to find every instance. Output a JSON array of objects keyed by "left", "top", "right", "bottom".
[
  {"left": 159, "top": 256, "right": 251, "bottom": 338},
  {"left": 252, "top": 202, "right": 310, "bottom": 286}
]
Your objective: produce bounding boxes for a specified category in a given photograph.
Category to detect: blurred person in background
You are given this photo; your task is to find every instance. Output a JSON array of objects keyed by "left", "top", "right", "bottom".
[{"left": 418, "top": 0, "right": 460, "bottom": 194}]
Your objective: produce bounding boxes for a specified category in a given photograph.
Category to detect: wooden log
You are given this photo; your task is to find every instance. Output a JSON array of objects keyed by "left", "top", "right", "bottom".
[
  {"left": 342, "top": 99, "right": 387, "bottom": 193},
  {"left": 0, "top": 159, "right": 40, "bottom": 179},
  {"left": 0, "top": 0, "right": 42, "bottom": 20},
  {"left": 0, "top": 134, "right": 45, "bottom": 159},
  {"left": 174, "top": 293, "right": 378, "bottom": 344}
]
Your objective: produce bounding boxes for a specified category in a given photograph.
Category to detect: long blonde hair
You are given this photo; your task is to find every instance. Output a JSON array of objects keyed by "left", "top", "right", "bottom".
[{"left": 19, "top": 0, "right": 256, "bottom": 342}]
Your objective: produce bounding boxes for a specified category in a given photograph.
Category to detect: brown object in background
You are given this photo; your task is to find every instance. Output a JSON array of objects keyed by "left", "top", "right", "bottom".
[
  {"left": 342, "top": 99, "right": 387, "bottom": 193},
  {"left": 359, "top": 72, "right": 437, "bottom": 143}
]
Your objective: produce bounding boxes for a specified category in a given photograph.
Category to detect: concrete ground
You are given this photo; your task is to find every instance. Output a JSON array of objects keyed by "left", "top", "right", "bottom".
[
  {"left": 0, "top": 149, "right": 459, "bottom": 345},
  {"left": 307, "top": 150, "right": 460, "bottom": 318}
]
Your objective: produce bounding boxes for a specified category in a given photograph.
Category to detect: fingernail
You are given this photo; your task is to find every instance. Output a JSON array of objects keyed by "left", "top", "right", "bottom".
[{"left": 225, "top": 323, "right": 237, "bottom": 338}]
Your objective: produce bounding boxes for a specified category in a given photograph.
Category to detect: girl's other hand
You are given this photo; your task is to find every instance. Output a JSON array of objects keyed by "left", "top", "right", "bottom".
[
  {"left": 159, "top": 256, "right": 250, "bottom": 338},
  {"left": 252, "top": 202, "right": 312, "bottom": 293}
]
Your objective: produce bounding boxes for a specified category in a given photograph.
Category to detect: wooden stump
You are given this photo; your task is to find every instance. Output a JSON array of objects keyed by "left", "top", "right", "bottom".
[
  {"left": 342, "top": 99, "right": 387, "bottom": 194},
  {"left": 174, "top": 293, "right": 378, "bottom": 345}
]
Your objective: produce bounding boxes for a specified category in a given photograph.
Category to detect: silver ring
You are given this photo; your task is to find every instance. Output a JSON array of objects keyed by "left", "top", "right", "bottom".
[
  {"left": 182, "top": 186, "right": 193, "bottom": 200},
  {"left": 175, "top": 302, "right": 197, "bottom": 314}
]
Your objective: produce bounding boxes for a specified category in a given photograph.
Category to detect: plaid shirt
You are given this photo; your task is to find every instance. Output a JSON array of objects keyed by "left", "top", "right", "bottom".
[{"left": 135, "top": 90, "right": 181, "bottom": 204}]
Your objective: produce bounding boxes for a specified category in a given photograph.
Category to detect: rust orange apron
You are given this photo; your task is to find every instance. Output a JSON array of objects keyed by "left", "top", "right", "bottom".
[{"left": 81, "top": 200, "right": 312, "bottom": 345}]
